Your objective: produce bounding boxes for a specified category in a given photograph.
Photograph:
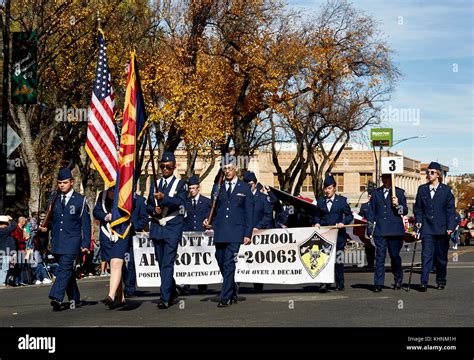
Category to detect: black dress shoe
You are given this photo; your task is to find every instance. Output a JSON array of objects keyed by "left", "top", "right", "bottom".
[
  {"left": 169, "top": 288, "right": 181, "bottom": 304},
  {"left": 373, "top": 285, "right": 382, "bottom": 293},
  {"left": 197, "top": 285, "right": 208, "bottom": 294},
  {"left": 109, "top": 299, "right": 126, "bottom": 309},
  {"left": 217, "top": 300, "right": 231, "bottom": 308},
  {"left": 335, "top": 285, "right": 345, "bottom": 291},
  {"left": 157, "top": 301, "right": 169, "bottom": 309},
  {"left": 103, "top": 295, "right": 114, "bottom": 306},
  {"left": 124, "top": 292, "right": 137, "bottom": 298},
  {"left": 392, "top": 283, "right": 402, "bottom": 290},
  {"left": 176, "top": 285, "right": 189, "bottom": 296},
  {"left": 437, "top": 284, "right": 445, "bottom": 290},
  {"left": 319, "top": 284, "right": 328, "bottom": 293},
  {"left": 50, "top": 300, "right": 62, "bottom": 311},
  {"left": 69, "top": 300, "right": 82, "bottom": 309},
  {"left": 419, "top": 284, "right": 427, "bottom": 292}
]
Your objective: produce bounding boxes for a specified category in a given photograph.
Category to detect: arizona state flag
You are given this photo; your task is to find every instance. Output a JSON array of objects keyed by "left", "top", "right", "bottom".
[{"left": 110, "top": 52, "right": 146, "bottom": 239}]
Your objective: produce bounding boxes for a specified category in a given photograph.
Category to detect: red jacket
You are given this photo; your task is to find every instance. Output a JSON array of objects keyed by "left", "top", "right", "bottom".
[{"left": 11, "top": 226, "right": 26, "bottom": 251}]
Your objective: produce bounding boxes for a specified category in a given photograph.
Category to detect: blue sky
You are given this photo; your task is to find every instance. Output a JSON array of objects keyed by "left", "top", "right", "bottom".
[{"left": 288, "top": 0, "right": 473, "bottom": 174}]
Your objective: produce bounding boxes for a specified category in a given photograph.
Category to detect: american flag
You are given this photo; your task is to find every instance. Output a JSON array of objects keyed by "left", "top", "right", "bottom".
[{"left": 85, "top": 30, "right": 117, "bottom": 187}]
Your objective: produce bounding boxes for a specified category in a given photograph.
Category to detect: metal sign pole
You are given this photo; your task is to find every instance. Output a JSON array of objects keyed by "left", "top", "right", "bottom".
[{"left": 0, "top": 0, "right": 11, "bottom": 214}]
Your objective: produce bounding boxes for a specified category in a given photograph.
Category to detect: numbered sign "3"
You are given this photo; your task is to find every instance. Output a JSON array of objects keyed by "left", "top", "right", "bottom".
[{"left": 381, "top": 156, "right": 403, "bottom": 174}]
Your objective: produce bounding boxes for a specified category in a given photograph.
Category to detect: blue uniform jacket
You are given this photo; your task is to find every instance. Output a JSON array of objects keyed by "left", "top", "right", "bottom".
[
  {"left": 211, "top": 179, "right": 254, "bottom": 243},
  {"left": 252, "top": 183, "right": 274, "bottom": 229},
  {"left": 313, "top": 194, "right": 353, "bottom": 241},
  {"left": 94, "top": 192, "right": 149, "bottom": 238},
  {"left": 184, "top": 194, "right": 212, "bottom": 231},
  {"left": 131, "top": 195, "right": 148, "bottom": 232},
  {"left": 93, "top": 190, "right": 113, "bottom": 243},
  {"left": 414, "top": 183, "right": 456, "bottom": 235},
  {"left": 49, "top": 191, "right": 91, "bottom": 255},
  {"left": 146, "top": 176, "right": 187, "bottom": 241},
  {"left": 367, "top": 186, "right": 408, "bottom": 237},
  {"left": 359, "top": 202, "right": 370, "bottom": 219}
]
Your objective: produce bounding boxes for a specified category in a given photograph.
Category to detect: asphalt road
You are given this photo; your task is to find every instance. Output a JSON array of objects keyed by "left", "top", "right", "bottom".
[{"left": 1, "top": 245, "right": 473, "bottom": 327}]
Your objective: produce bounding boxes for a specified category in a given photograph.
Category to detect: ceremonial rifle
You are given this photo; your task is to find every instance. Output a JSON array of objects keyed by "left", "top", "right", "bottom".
[{"left": 206, "top": 168, "right": 224, "bottom": 225}]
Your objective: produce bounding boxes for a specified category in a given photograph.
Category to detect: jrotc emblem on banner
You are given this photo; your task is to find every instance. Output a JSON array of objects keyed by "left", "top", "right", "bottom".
[{"left": 298, "top": 232, "right": 333, "bottom": 278}]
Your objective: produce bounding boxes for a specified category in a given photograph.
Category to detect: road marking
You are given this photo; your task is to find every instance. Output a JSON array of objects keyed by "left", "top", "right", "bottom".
[
  {"left": 261, "top": 295, "right": 347, "bottom": 302},
  {"left": 449, "top": 247, "right": 474, "bottom": 259}
]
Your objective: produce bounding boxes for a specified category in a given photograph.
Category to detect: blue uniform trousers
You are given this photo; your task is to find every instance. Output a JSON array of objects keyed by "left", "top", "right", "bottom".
[
  {"left": 421, "top": 234, "right": 450, "bottom": 286},
  {"left": 335, "top": 237, "right": 345, "bottom": 288},
  {"left": 215, "top": 242, "right": 240, "bottom": 302},
  {"left": 122, "top": 243, "right": 136, "bottom": 295},
  {"left": 373, "top": 235, "right": 403, "bottom": 286},
  {"left": 49, "top": 254, "right": 80, "bottom": 302},
  {"left": 153, "top": 239, "right": 179, "bottom": 303}
]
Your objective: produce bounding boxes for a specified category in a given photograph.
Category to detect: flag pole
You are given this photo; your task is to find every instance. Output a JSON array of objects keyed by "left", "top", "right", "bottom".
[{"left": 146, "top": 126, "right": 160, "bottom": 213}]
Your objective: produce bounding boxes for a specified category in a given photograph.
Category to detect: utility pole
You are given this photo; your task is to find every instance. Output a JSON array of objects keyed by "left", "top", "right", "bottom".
[{"left": 0, "top": 0, "right": 10, "bottom": 214}]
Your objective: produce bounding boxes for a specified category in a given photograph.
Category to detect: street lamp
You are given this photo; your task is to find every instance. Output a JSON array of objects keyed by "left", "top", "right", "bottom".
[{"left": 390, "top": 135, "right": 426, "bottom": 149}]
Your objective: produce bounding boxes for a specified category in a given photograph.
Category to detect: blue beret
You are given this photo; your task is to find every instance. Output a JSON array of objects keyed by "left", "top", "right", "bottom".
[
  {"left": 243, "top": 171, "right": 257, "bottom": 183},
  {"left": 323, "top": 175, "right": 336, "bottom": 188},
  {"left": 188, "top": 176, "right": 200, "bottom": 186},
  {"left": 160, "top": 151, "right": 175, "bottom": 163},
  {"left": 428, "top": 162, "right": 441, "bottom": 171},
  {"left": 58, "top": 168, "right": 73, "bottom": 181}
]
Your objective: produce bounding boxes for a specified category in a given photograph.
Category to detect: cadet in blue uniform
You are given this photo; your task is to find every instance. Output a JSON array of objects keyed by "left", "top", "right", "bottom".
[
  {"left": 313, "top": 175, "right": 353, "bottom": 292},
  {"left": 414, "top": 162, "right": 456, "bottom": 291},
  {"left": 358, "top": 191, "right": 375, "bottom": 267},
  {"left": 243, "top": 171, "right": 273, "bottom": 292},
  {"left": 147, "top": 152, "right": 187, "bottom": 309},
  {"left": 39, "top": 168, "right": 91, "bottom": 311},
  {"left": 93, "top": 187, "right": 114, "bottom": 271},
  {"left": 123, "top": 194, "right": 148, "bottom": 298},
  {"left": 94, "top": 189, "right": 148, "bottom": 307},
  {"left": 367, "top": 174, "right": 408, "bottom": 292},
  {"left": 184, "top": 176, "right": 212, "bottom": 232},
  {"left": 183, "top": 175, "right": 212, "bottom": 294},
  {"left": 203, "top": 161, "right": 254, "bottom": 307}
]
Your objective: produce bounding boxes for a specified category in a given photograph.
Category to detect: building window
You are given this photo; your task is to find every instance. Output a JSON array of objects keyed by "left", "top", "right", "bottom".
[
  {"left": 359, "top": 173, "right": 373, "bottom": 192},
  {"left": 333, "top": 173, "right": 344, "bottom": 192},
  {"left": 301, "top": 174, "right": 313, "bottom": 193}
]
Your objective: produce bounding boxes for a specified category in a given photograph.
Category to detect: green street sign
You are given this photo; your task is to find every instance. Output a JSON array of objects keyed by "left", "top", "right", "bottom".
[
  {"left": 11, "top": 32, "right": 38, "bottom": 104},
  {"left": 370, "top": 128, "right": 392, "bottom": 147}
]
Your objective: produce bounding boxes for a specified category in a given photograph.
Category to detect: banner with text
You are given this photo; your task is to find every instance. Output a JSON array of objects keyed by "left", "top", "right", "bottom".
[{"left": 133, "top": 227, "right": 337, "bottom": 287}]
